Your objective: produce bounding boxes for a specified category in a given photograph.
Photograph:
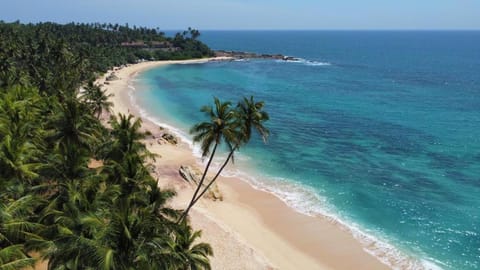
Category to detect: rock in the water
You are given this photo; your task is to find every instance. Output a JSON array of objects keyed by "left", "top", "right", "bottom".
[
  {"left": 283, "top": 56, "right": 298, "bottom": 61},
  {"left": 162, "top": 133, "right": 178, "bottom": 145}
]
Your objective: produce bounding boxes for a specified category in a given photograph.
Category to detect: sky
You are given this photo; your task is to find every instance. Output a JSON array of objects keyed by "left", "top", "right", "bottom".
[{"left": 1, "top": 0, "right": 479, "bottom": 30}]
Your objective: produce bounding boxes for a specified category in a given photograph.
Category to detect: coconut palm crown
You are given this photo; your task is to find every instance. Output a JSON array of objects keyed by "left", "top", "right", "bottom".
[{"left": 181, "top": 96, "right": 270, "bottom": 221}]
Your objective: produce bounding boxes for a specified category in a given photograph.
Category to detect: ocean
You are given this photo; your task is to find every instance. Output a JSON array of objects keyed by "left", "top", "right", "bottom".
[{"left": 132, "top": 31, "right": 480, "bottom": 269}]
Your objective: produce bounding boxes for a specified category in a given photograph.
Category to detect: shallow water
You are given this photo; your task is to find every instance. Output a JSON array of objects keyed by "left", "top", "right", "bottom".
[{"left": 135, "top": 31, "right": 480, "bottom": 269}]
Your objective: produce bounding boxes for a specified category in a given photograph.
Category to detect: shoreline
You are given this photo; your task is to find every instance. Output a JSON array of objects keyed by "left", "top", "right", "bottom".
[{"left": 97, "top": 58, "right": 392, "bottom": 269}]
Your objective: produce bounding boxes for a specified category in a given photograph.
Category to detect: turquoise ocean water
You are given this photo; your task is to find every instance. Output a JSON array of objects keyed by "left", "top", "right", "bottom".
[{"left": 132, "top": 31, "right": 480, "bottom": 269}]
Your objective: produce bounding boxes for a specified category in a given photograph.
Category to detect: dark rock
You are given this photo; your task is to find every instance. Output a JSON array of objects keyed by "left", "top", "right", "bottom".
[
  {"left": 283, "top": 56, "right": 298, "bottom": 61},
  {"left": 162, "top": 133, "right": 178, "bottom": 145},
  {"left": 178, "top": 165, "right": 223, "bottom": 201},
  {"left": 106, "top": 73, "right": 119, "bottom": 81},
  {"left": 215, "top": 50, "right": 298, "bottom": 61},
  {"left": 179, "top": 165, "right": 202, "bottom": 183}
]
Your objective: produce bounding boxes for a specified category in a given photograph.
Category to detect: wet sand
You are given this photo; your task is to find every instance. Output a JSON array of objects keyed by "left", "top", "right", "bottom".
[{"left": 97, "top": 58, "right": 390, "bottom": 270}]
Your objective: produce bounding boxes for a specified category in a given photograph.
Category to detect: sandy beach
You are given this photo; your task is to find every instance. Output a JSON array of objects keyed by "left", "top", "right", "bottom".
[{"left": 97, "top": 58, "right": 391, "bottom": 270}]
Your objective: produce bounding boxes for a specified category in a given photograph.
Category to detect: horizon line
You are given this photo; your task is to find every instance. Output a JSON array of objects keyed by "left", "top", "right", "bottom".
[
  {"left": 2, "top": 20, "right": 479, "bottom": 32},
  {"left": 169, "top": 28, "right": 480, "bottom": 32}
]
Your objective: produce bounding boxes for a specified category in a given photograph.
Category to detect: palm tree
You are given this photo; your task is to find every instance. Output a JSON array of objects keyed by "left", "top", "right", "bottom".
[
  {"left": 0, "top": 135, "right": 41, "bottom": 185},
  {"left": 168, "top": 221, "right": 213, "bottom": 270},
  {"left": 104, "top": 113, "right": 150, "bottom": 162},
  {"left": 101, "top": 113, "right": 156, "bottom": 197},
  {"left": 0, "top": 85, "right": 45, "bottom": 196},
  {"left": 36, "top": 180, "right": 192, "bottom": 269},
  {"left": 236, "top": 96, "right": 270, "bottom": 143},
  {"left": 47, "top": 97, "right": 99, "bottom": 153},
  {"left": 43, "top": 97, "right": 101, "bottom": 182},
  {"left": 188, "top": 96, "right": 270, "bottom": 211},
  {"left": 0, "top": 85, "right": 45, "bottom": 143},
  {"left": 81, "top": 81, "right": 113, "bottom": 119},
  {"left": 0, "top": 196, "right": 44, "bottom": 270},
  {"left": 0, "top": 244, "right": 36, "bottom": 270},
  {"left": 179, "top": 97, "right": 239, "bottom": 222}
]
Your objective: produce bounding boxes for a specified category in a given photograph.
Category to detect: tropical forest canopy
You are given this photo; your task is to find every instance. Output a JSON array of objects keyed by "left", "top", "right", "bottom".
[
  {"left": 0, "top": 21, "right": 214, "bottom": 269},
  {"left": 0, "top": 21, "right": 214, "bottom": 90}
]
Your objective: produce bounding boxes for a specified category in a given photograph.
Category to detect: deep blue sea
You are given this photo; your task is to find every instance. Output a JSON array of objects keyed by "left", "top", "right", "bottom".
[{"left": 133, "top": 31, "right": 480, "bottom": 269}]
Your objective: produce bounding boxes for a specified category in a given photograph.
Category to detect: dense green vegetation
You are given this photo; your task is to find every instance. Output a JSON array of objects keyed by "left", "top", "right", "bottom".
[
  {"left": 0, "top": 21, "right": 214, "bottom": 91},
  {"left": 0, "top": 21, "right": 214, "bottom": 269}
]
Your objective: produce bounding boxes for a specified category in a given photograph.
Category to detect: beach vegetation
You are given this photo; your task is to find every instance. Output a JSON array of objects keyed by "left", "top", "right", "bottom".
[
  {"left": 0, "top": 21, "right": 213, "bottom": 269},
  {"left": 0, "top": 21, "right": 214, "bottom": 83},
  {"left": 81, "top": 81, "right": 114, "bottom": 118}
]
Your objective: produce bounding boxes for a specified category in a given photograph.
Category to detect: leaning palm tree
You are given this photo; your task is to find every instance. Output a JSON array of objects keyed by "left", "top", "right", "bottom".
[
  {"left": 189, "top": 96, "right": 270, "bottom": 209},
  {"left": 179, "top": 97, "right": 239, "bottom": 222},
  {"left": 236, "top": 96, "right": 270, "bottom": 143}
]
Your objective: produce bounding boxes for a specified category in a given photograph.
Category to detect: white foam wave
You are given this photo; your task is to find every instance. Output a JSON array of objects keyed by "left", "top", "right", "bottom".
[
  {"left": 228, "top": 172, "right": 443, "bottom": 270},
  {"left": 305, "top": 60, "right": 332, "bottom": 66},
  {"left": 276, "top": 58, "right": 331, "bottom": 66},
  {"left": 127, "top": 78, "right": 443, "bottom": 270},
  {"left": 126, "top": 82, "right": 205, "bottom": 159},
  {"left": 198, "top": 162, "right": 444, "bottom": 270}
]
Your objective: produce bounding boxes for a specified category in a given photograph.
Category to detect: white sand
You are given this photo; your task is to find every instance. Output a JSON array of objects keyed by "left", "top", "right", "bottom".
[{"left": 97, "top": 58, "right": 391, "bottom": 270}]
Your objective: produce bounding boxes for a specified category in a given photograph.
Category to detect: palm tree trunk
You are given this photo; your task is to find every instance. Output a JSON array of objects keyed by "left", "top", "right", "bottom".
[
  {"left": 178, "top": 142, "right": 219, "bottom": 222},
  {"left": 190, "top": 146, "right": 237, "bottom": 208}
]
